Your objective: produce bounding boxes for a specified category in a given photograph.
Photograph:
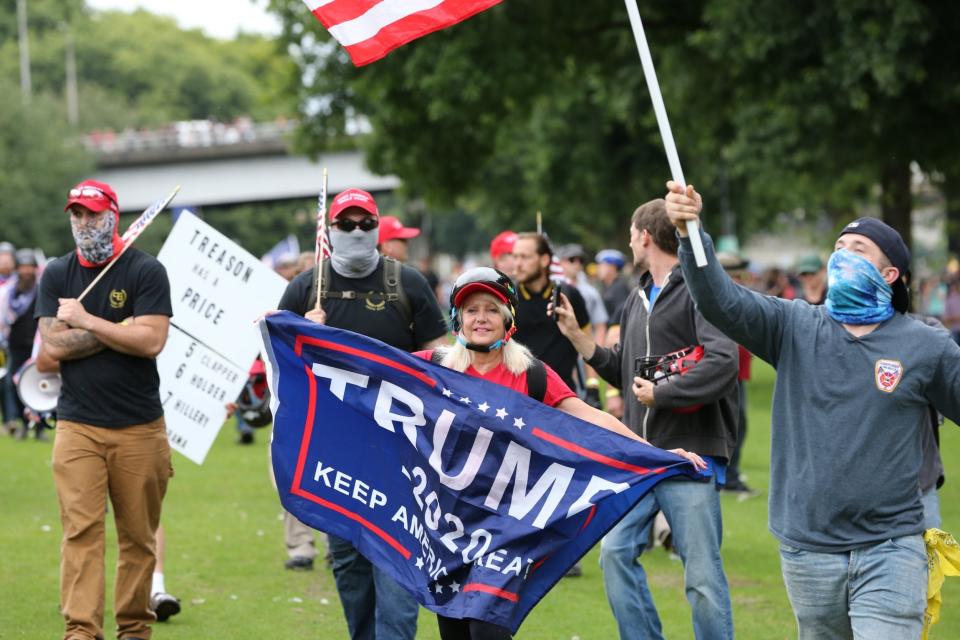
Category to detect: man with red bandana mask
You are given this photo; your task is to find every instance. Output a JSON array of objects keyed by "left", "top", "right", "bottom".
[{"left": 36, "top": 179, "right": 173, "bottom": 640}]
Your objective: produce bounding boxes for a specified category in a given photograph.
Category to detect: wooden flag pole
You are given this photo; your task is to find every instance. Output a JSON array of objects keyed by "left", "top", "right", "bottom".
[
  {"left": 315, "top": 167, "right": 329, "bottom": 311},
  {"left": 623, "top": 0, "right": 708, "bottom": 267},
  {"left": 77, "top": 185, "right": 180, "bottom": 302}
]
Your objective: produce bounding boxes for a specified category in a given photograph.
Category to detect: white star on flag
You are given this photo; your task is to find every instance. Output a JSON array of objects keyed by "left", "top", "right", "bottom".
[
  {"left": 513, "top": 417, "right": 525, "bottom": 429},
  {"left": 434, "top": 582, "right": 444, "bottom": 594},
  {"left": 450, "top": 580, "right": 461, "bottom": 593},
  {"left": 495, "top": 408, "right": 508, "bottom": 419},
  {"left": 477, "top": 402, "right": 490, "bottom": 413},
  {"left": 415, "top": 557, "right": 424, "bottom": 569},
  {"left": 442, "top": 388, "right": 453, "bottom": 397},
  {"left": 459, "top": 396, "right": 471, "bottom": 404}
]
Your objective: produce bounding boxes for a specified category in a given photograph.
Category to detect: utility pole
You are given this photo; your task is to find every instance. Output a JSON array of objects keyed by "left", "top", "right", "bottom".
[
  {"left": 65, "top": 29, "right": 79, "bottom": 125},
  {"left": 17, "top": 0, "right": 32, "bottom": 104}
]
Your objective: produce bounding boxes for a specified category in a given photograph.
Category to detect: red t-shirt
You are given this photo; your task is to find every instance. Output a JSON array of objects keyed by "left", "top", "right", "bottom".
[{"left": 413, "top": 350, "right": 576, "bottom": 408}]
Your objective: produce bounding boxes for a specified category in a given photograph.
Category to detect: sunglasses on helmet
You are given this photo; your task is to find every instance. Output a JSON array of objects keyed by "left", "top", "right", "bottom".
[
  {"left": 333, "top": 217, "right": 379, "bottom": 232},
  {"left": 69, "top": 186, "right": 117, "bottom": 206}
]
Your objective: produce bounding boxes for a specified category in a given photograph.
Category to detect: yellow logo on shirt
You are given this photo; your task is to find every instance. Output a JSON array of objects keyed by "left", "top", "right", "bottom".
[
  {"left": 109, "top": 289, "right": 127, "bottom": 309},
  {"left": 365, "top": 293, "right": 386, "bottom": 312}
]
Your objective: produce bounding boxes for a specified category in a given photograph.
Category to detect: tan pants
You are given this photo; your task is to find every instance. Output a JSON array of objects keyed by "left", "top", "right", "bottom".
[{"left": 53, "top": 418, "right": 172, "bottom": 640}]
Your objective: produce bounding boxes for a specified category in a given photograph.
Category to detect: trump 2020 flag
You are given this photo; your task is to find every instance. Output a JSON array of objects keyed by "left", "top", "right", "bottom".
[
  {"left": 302, "top": 0, "right": 502, "bottom": 66},
  {"left": 260, "top": 312, "right": 705, "bottom": 632}
]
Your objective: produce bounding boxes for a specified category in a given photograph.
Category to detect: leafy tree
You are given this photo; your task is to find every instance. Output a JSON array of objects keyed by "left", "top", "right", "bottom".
[
  {"left": 271, "top": 0, "right": 960, "bottom": 255},
  {"left": 0, "top": 5, "right": 298, "bottom": 130},
  {"left": 0, "top": 83, "right": 93, "bottom": 254}
]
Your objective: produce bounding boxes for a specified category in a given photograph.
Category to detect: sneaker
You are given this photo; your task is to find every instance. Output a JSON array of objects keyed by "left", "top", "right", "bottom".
[
  {"left": 150, "top": 592, "right": 181, "bottom": 622},
  {"left": 237, "top": 431, "right": 254, "bottom": 445},
  {"left": 722, "top": 480, "right": 760, "bottom": 499},
  {"left": 563, "top": 562, "right": 583, "bottom": 578},
  {"left": 285, "top": 555, "right": 314, "bottom": 571}
]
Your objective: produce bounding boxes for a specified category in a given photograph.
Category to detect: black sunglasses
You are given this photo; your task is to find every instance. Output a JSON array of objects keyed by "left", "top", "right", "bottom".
[{"left": 333, "top": 217, "right": 379, "bottom": 232}]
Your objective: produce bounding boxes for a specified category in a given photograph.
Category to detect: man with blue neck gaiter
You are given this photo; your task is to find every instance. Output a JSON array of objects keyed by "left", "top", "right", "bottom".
[{"left": 664, "top": 182, "right": 960, "bottom": 640}]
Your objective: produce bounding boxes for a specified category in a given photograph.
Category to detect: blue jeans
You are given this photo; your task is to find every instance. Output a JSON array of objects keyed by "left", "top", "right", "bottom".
[
  {"left": 920, "top": 487, "right": 941, "bottom": 530},
  {"left": 328, "top": 534, "right": 418, "bottom": 640},
  {"left": 779, "top": 535, "right": 927, "bottom": 640},
  {"left": 600, "top": 478, "right": 733, "bottom": 640}
]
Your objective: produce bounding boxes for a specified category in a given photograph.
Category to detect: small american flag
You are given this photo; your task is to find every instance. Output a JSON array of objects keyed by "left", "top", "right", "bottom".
[
  {"left": 302, "top": 0, "right": 502, "bottom": 67},
  {"left": 315, "top": 169, "right": 330, "bottom": 264}
]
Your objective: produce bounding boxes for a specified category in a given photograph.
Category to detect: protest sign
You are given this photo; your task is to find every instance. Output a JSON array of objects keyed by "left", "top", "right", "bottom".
[
  {"left": 157, "top": 211, "right": 288, "bottom": 463},
  {"left": 157, "top": 326, "right": 248, "bottom": 464}
]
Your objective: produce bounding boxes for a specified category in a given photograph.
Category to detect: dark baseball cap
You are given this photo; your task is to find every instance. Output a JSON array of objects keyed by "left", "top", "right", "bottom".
[{"left": 838, "top": 217, "right": 910, "bottom": 312}]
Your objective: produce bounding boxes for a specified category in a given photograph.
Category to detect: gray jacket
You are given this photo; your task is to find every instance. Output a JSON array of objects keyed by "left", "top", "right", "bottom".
[{"left": 588, "top": 263, "right": 740, "bottom": 459}]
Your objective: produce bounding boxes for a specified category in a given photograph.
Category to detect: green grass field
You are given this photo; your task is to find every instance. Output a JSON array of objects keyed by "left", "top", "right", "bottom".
[{"left": 2, "top": 361, "right": 958, "bottom": 639}]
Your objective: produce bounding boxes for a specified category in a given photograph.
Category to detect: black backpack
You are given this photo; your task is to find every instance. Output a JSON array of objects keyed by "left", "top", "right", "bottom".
[
  {"left": 430, "top": 350, "right": 547, "bottom": 403},
  {"left": 307, "top": 257, "right": 413, "bottom": 327}
]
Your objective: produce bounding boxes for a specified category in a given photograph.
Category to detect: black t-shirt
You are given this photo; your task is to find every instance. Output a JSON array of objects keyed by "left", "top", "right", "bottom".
[
  {"left": 279, "top": 259, "right": 448, "bottom": 352},
  {"left": 35, "top": 249, "right": 172, "bottom": 427},
  {"left": 514, "top": 281, "right": 589, "bottom": 390},
  {"left": 602, "top": 277, "right": 632, "bottom": 325}
]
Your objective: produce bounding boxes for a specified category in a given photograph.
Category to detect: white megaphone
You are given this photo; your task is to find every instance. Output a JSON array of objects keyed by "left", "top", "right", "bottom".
[{"left": 15, "top": 360, "right": 61, "bottom": 413}]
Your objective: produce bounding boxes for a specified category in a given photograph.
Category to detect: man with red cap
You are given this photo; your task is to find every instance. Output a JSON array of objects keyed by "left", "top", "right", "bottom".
[
  {"left": 489, "top": 230, "right": 518, "bottom": 279},
  {"left": 278, "top": 188, "right": 448, "bottom": 640},
  {"left": 36, "top": 179, "right": 173, "bottom": 640},
  {"left": 377, "top": 215, "right": 420, "bottom": 262}
]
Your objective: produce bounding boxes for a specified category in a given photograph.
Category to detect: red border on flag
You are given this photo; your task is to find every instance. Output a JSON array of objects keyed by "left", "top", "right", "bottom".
[
  {"left": 289, "top": 362, "right": 413, "bottom": 560},
  {"left": 295, "top": 334, "right": 437, "bottom": 387},
  {"left": 531, "top": 427, "right": 666, "bottom": 475},
  {"left": 463, "top": 582, "right": 519, "bottom": 602}
]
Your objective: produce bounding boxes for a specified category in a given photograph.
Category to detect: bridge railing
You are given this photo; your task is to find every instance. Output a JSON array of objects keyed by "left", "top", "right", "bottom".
[{"left": 83, "top": 118, "right": 298, "bottom": 157}]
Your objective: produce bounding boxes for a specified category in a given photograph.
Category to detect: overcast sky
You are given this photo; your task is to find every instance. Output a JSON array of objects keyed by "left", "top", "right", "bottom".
[{"left": 85, "top": 0, "right": 281, "bottom": 39}]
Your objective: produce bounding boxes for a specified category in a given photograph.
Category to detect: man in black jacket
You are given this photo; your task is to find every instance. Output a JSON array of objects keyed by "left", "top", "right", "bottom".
[{"left": 555, "top": 198, "right": 739, "bottom": 640}]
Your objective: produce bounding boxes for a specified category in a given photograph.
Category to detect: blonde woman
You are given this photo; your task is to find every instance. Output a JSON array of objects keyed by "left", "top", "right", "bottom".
[{"left": 415, "top": 267, "right": 705, "bottom": 640}]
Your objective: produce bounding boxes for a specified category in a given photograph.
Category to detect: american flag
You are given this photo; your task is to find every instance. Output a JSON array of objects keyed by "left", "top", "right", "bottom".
[
  {"left": 302, "top": 0, "right": 502, "bottom": 66},
  {"left": 315, "top": 169, "right": 331, "bottom": 264}
]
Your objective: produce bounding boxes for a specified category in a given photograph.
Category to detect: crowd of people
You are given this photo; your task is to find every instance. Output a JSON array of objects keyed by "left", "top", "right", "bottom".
[{"left": 9, "top": 175, "right": 959, "bottom": 640}]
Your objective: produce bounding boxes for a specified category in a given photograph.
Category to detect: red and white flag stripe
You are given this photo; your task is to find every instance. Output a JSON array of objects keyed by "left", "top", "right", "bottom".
[{"left": 303, "top": 0, "right": 502, "bottom": 66}]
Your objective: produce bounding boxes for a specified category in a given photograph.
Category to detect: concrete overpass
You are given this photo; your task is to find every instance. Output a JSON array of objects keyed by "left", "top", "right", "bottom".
[{"left": 86, "top": 120, "right": 399, "bottom": 212}]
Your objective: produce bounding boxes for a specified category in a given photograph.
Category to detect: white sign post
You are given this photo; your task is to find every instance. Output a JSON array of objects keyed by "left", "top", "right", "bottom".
[{"left": 157, "top": 211, "right": 288, "bottom": 463}]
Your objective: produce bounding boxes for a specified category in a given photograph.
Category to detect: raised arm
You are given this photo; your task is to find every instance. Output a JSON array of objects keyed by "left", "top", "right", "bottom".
[
  {"left": 665, "top": 181, "right": 790, "bottom": 365},
  {"left": 555, "top": 292, "right": 624, "bottom": 389}
]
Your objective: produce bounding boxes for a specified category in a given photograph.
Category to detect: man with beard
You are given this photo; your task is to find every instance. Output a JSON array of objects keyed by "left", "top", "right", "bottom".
[
  {"left": 36, "top": 179, "right": 173, "bottom": 640},
  {"left": 555, "top": 199, "right": 738, "bottom": 640},
  {"left": 278, "top": 187, "right": 448, "bottom": 640},
  {"left": 3, "top": 249, "right": 41, "bottom": 439},
  {"left": 511, "top": 232, "right": 590, "bottom": 391}
]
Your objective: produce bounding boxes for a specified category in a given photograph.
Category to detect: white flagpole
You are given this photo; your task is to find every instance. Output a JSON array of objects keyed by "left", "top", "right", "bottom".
[
  {"left": 314, "top": 167, "right": 329, "bottom": 311},
  {"left": 77, "top": 185, "right": 180, "bottom": 302},
  {"left": 623, "top": 0, "right": 708, "bottom": 267}
]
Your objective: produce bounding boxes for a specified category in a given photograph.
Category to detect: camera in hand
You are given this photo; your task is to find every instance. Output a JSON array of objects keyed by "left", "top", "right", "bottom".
[{"left": 635, "top": 345, "right": 704, "bottom": 385}]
